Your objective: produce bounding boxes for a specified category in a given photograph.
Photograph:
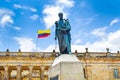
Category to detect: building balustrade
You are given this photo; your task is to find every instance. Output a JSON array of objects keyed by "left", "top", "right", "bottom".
[{"left": 0, "top": 51, "right": 120, "bottom": 58}]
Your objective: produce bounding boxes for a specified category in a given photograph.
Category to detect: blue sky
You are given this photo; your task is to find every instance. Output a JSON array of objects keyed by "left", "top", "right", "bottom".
[{"left": 0, "top": 0, "right": 120, "bottom": 52}]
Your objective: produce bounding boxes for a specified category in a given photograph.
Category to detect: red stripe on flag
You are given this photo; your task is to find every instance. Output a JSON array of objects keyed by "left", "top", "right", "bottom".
[{"left": 38, "top": 33, "right": 50, "bottom": 38}]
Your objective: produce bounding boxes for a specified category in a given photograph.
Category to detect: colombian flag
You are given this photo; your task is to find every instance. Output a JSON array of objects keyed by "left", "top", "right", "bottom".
[{"left": 37, "top": 30, "right": 51, "bottom": 38}]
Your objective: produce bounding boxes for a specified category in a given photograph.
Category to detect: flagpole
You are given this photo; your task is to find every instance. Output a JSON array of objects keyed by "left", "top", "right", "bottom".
[
  {"left": 55, "top": 39, "right": 57, "bottom": 51},
  {"left": 36, "top": 29, "right": 38, "bottom": 52},
  {"left": 35, "top": 24, "right": 38, "bottom": 52},
  {"left": 6, "top": 32, "right": 10, "bottom": 51}
]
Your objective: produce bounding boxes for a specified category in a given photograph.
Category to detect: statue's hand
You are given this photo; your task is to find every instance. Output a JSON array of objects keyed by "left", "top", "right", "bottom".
[
  {"left": 55, "top": 21, "right": 58, "bottom": 27},
  {"left": 55, "top": 37, "right": 57, "bottom": 40},
  {"left": 62, "top": 29, "right": 67, "bottom": 34}
]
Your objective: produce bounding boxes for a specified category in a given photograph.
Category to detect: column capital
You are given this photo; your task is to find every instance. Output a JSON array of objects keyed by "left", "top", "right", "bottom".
[
  {"left": 4, "top": 65, "right": 9, "bottom": 68},
  {"left": 4, "top": 65, "right": 9, "bottom": 71},
  {"left": 16, "top": 65, "right": 21, "bottom": 67},
  {"left": 40, "top": 65, "right": 45, "bottom": 71},
  {"left": 16, "top": 65, "right": 21, "bottom": 70},
  {"left": 29, "top": 65, "right": 33, "bottom": 69}
]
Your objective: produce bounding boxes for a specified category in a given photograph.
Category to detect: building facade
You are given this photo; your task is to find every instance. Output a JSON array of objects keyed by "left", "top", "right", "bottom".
[{"left": 0, "top": 48, "right": 120, "bottom": 80}]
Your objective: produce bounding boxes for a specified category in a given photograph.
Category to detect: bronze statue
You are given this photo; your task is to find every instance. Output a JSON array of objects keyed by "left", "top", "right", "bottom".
[{"left": 55, "top": 12, "right": 71, "bottom": 54}]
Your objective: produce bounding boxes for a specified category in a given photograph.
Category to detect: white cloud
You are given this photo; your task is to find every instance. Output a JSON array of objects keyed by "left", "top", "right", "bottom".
[
  {"left": 57, "top": 0, "right": 74, "bottom": 7},
  {"left": 42, "top": 43, "right": 89, "bottom": 53},
  {"left": 71, "top": 45, "right": 87, "bottom": 52},
  {"left": 13, "top": 4, "right": 37, "bottom": 12},
  {"left": 91, "top": 27, "right": 107, "bottom": 37},
  {"left": 43, "top": 5, "right": 63, "bottom": 29},
  {"left": 0, "top": 15, "right": 13, "bottom": 27},
  {"left": 30, "top": 8, "right": 37, "bottom": 12},
  {"left": 43, "top": 44, "right": 58, "bottom": 52},
  {"left": 13, "top": 4, "right": 22, "bottom": 8},
  {"left": 73, "top": 29, "right": 120, "bottom": 52},
  {"left": 0, "top": 8, "right": 14, "bottom": 27},
  {"left": 43, "top": 0, "right": 74, "bottom": 29},
  {"left": 110, "top": 18, "right": 120, "bottom": 26},
  {"left": 14, "top": 26, "right": 21, "bottom": 30},
  {"left": 30, "top": 14, "right": 39, "bottom": 21},
  {"left": 108, "top": 30, "right": 120, "bottom": 46},
  {"left": 0, "top": 8, "right": 14, "bottom": 16},
  {"left": 14, "top": 37, "right": 37, "bottom": 52},
  {"left": 74, "top": 39, "right": 81, "bottom": 45}
]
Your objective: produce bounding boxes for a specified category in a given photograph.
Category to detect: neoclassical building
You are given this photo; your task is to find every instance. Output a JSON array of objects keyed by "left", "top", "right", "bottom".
[{"left": 0, "top": 48, "right": 120, "bottom": 80}]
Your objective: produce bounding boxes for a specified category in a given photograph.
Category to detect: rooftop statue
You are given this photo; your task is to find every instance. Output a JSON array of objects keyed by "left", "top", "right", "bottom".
[{"left": 55, "top": 12, "right": 71, "bottom": 54}]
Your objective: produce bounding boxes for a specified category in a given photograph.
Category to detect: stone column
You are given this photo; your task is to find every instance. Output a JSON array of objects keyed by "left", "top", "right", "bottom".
[
  {"left": 29, "top": 66, "right": 33, "bottom": 80},
  {"left": 16, "top": 65, "right": 21, "bottom": 80},
  {"left": 40, "top": 65, "right": 45, "bottom": 80},
  {"left": 9, "top": 70, "right": 12, "bottom": 80},
  {"left": 4, "top": 66, "right": 9, "bottom": 80}
]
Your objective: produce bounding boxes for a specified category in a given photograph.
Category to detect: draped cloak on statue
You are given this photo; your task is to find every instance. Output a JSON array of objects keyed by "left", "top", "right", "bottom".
[{"left": 55, "top": 19, "right": 71, "bottom": 54}]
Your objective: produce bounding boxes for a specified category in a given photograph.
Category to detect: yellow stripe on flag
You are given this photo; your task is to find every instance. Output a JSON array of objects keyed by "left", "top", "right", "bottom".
[{"left": 37, "top": 29, "right": 51, "bottom": 34}]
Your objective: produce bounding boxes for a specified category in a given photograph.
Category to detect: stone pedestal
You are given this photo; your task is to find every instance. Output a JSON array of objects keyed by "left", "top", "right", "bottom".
[{"left": 49, "top": 54, "right": 84, "bottom": 80}]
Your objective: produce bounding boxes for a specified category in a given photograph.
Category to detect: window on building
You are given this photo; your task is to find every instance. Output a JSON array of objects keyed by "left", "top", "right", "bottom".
[{"left": 114, "top": 69, "right": 119, "bottom": 78}]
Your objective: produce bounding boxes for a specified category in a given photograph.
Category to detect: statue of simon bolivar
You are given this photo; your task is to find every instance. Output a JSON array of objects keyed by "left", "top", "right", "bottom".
[{"left": 55, "top": 12, "right": 71, "bottom": 54}]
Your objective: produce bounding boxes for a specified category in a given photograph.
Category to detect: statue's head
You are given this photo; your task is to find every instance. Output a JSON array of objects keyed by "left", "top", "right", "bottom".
[{"left": 58, "top": 12, "right": 63, "bottom": 19}]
